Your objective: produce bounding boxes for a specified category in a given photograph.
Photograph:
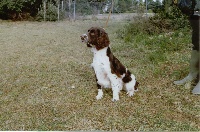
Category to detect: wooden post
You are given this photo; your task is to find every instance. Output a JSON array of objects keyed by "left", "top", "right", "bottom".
[
  {"left": 73, "top": 0, "right": 76, "bottom": 20},
  {"left": 69, "top": 0, "right": 71, "bottom": 11},
  {"left": 112, "top": 0, "right": 114, "bottom": 13},
  {"left": 62, "top": 0, "right": 64, "bottom": 11},
  {"left": 58, "top": 0, "right": 60, "bottom": 21},
  {"left": 44, "top": 0, "right": 46, "bottom": 21},
  {"left": 146, "top": 0, "right": 148, "bottom": 18}
]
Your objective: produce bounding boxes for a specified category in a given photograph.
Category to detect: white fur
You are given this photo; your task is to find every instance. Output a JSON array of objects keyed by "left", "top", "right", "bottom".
[
  {"left": 91, "top": 47, "right": 137, "bottom": 101},
  {"left": 125, "top": 74, "right": 137, "bottom": 96},
  {"left": 80, "top": 34, "right": 88, "bottom": 43},
  {"left": 96, "top": 89, "right": 103, "bottom": 100}
]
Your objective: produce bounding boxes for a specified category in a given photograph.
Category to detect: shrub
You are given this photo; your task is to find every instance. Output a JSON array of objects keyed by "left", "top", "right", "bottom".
[
  {"left": 118, "top": 5, "right": 190, "bottom": 40},
  {"left": 117, "top": 5, "right": 191, "bottom": 65},
  {"left": 36, "top": 2, "right": 64, "bottom": 21},
  {"left": 0, "top": 0, "right": 41, "bottom": 20},
  {"left": 151, "top": 5, "right": 190, "bottom": 31}
]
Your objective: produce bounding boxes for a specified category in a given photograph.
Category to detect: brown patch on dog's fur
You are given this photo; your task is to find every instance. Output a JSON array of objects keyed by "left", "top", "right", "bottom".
[
  {"left": 134, "top": 81, "right": 139, "bottom": 90},
  {"left": 122, "top": 70, "right": 132, "bottom": 83},
  {"left": 106, "top": 47, "right": 127, "bottom": 78}
]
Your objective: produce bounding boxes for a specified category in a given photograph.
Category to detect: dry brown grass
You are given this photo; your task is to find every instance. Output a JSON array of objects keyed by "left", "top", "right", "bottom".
[{"left": 0, "top": 20, "right": 199, "bottom": 131}]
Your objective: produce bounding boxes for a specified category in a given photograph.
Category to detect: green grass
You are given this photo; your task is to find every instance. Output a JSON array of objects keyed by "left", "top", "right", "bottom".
[{"left": 0, "top": 20, "right": 199, "bottom": 131}]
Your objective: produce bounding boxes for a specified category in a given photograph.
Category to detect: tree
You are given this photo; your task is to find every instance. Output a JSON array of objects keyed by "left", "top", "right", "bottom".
[
  {"left": 87, "top": 0, "right": 107, "bottom": 14},
  {"left": 0, "top": 0, "right": 42, "bottom": 20},
  {"left": 151, "top": 0, "right": 163, "bottom": 13},
  {"left": 0, "top": 0, "right": 58, "bottom": 20},
  {"left": 75, "top": 0, "right": 93, "bottom": 15},
  {"left": 115, "top": 0, "right": 132, "bottom": 13},
  {"left": 144, "top": 0, "right": 153, "bottom": 9},
  {"left": 163, "top": 0, "right": 172, "bottom": 12}
]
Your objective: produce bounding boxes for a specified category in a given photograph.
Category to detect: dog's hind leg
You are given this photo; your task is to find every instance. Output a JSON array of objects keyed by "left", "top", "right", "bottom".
[
  {"left": 111, "top": 83, "right": 121, "bottom": 101},
  {"left": 124, "top": 74, "right": 138, "bottom": 97},
  {"left": 109, "top": 75, "right": 123, "bottom": 101},
  {"left": 122, "top": 70, "right": 138, "bottom": 97}
]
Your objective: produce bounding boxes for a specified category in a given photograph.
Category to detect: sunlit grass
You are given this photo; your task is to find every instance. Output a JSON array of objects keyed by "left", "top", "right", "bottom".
[{"left": 0, "top": 20, "right": 199, "bottom": 131}]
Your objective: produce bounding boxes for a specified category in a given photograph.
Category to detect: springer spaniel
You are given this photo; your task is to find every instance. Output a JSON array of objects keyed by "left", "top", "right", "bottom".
[{"left": 80, "top": 27, "right": 139, "bottom": 101}]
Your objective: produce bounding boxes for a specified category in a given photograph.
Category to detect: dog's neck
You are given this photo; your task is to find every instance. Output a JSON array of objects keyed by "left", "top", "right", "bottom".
[{"left": 91, "top": 46, "right": 108, "bottom": 56}]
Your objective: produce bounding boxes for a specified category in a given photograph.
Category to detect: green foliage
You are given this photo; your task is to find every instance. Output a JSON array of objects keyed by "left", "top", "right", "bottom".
[
  {"left": 0, "top": 0, "right": 38, "bottom": 20},
  {"left": 117, "top": 5, "right": 191, "bottom": 64},
  {"left": 118, "top": 24, "right": 191, "bottom": 64},
  {"left": 118, "top": 5, "right": 190, "bottom": 39},
  {"left": 151, "top": 0, "right": 163, "bottom": 12},
  {"left": 36, "top": 2, "right": 64, "bottom": 21},
  {"left": 76, "top": 0, "right": 93, "bottom": 15},
  {"left": 115, "top": 0, "right": 133, "bottom": 13},
  {"left": 148, "top": 51, "right": 167, "bottom": 64},
  {"left": 88, "top": 0, "right": 106, "bottom": 2},
  {"left": 163, "top": 0, "right": 173, "bottom": 12},
  {"left": 152, "top": 5, "right": 190, "bottom": 30}
]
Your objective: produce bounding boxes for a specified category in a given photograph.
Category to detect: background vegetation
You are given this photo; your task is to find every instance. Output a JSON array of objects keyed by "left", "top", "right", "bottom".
[
  {"left": 0, "top": 0, "right": 41, "bottom": 20},
  {"left": 0, "top": 0, "right": 163, "bottom": 21},
  {"left": 0, "top": 19, "right": 199, "bottom": 131},
  {"left": 0, "top": 0, "right": 199, "bottom": 131}
]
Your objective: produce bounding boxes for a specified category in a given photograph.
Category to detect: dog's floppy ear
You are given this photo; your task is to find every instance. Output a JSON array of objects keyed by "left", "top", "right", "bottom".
[
  {"left": 96, "top": 28, "right": 106, "bottom": 37},
  {"left": 97, "top": 28, "right": 102, "bottom": 37},
  {"left": 88, "top": 27, "right": 93, "bottom": 32},
  {"left": 95, "top": 28, "right": 110, "bottom": 50},
  {"left": 88, "top": 27, "right": 96, "bottom": 36}
]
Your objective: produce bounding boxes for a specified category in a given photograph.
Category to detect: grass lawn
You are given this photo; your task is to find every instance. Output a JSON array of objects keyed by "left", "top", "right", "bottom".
[{"left": 0, "top": 20, "right": 199, "bottom": 131}]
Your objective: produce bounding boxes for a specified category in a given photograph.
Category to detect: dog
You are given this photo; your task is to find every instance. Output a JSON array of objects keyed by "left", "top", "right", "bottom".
[{"left": 80, "top": 27, "right": 139, "bottom": 101}]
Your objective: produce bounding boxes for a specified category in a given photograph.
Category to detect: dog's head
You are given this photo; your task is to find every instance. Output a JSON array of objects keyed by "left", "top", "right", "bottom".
[{"left": 80, "top": 27, "right": 110, "bottom": 50}]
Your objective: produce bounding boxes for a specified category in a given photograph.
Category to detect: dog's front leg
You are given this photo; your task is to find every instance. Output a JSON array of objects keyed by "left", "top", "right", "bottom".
[
  {"left": 109, "top": 75, "right": 122, "bottom": 101},
  {"left": 112, "top": 88, "right": 120, "bottom": 101},
  {"left": 95, "top": 76, "right": 103, "bottom": 100},
  {"left": 111, "top": 82, "right": 122, "bottom": 101},
  {"left": 96, "top": 88, "right": 103, "bottom": 100}
]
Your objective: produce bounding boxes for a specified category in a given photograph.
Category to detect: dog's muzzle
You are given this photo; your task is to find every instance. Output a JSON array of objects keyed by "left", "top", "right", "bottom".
[
  {"left": 80, "top": 34, "right": 88, "bottom": 43},
  {"left": 80, "top": 34, "right": 93, "bottom": 48}
]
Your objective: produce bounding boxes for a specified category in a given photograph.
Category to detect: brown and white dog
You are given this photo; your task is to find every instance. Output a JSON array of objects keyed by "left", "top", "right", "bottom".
[{"left": 80, "top": 27, "right": 139, "bottom": 101}]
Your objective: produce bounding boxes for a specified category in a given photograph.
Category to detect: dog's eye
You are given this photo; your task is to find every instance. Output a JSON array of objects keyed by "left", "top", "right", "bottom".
[
  {"left": 88, "top": 30, "right": 90, "bottom": 32},
  {"left": 90, "top": 30, "right": 95, "bottom": 35}
]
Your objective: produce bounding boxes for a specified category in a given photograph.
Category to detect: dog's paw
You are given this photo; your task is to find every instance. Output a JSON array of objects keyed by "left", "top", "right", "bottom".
[
  {"left": 112, "top": 90, "right": 119, "bottom": 101},
  {"left": 127, "top": 91, "right": 134, "bottom": 97},
  {"left": 96, "top": 89, "right": 103, "bottom": 100},
  {"left": 112, "top": 95, "right": 119, "bottom": 101},
  {"left": 96, "top": 94, "right": 103, "bottom": 100},
  {"left": 112, "top": 98, "right": 119, "bottom": 102}
]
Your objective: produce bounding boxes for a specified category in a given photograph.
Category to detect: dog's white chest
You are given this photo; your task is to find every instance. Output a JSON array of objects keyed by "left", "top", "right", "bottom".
[
  {"left": 91, "top": 47, "right": 110, "bottom": 70},
  {"left": 91, "top": 47, "right": 113, "bottom": 89}
]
